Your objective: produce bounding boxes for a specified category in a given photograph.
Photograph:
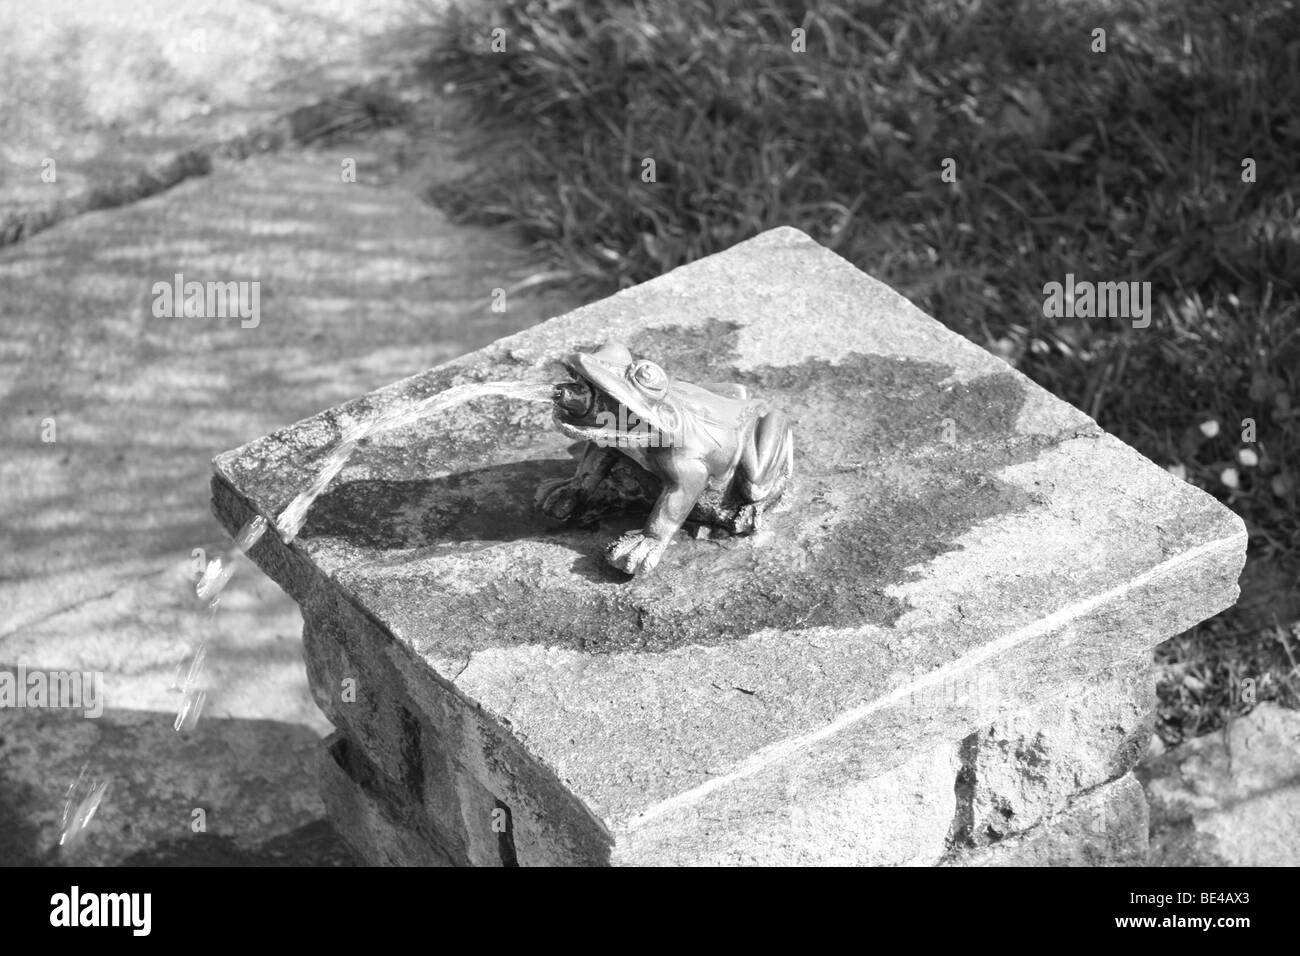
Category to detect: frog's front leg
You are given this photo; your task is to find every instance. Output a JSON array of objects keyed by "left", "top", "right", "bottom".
[
  {"left": 606, "top": 458, "right": 709, "bottom": 575},
  {"left": 536, "top": 442, "right": 618, "bottom": 521}
]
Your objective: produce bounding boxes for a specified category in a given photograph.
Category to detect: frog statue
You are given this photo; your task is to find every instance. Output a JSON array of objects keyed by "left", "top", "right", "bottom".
[{"left": 535, "top": 342, "right": 795, "bottom": 576}]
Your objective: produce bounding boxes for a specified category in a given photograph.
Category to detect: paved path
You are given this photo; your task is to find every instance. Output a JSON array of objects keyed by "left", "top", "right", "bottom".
[
  {"left": 0, "top": 2, "right": 578, "bottom": 865},
  {"left": 0, "top": 0, "right": 437, "bottom": 219}
]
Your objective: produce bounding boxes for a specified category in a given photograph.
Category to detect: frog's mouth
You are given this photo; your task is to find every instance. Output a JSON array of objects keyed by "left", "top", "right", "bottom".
[
  {"left": 553, "top": 376, "right": 599, "bottom": 423},
  {"left": 552, "top": 373, "right": 656, "bottom": 446}
]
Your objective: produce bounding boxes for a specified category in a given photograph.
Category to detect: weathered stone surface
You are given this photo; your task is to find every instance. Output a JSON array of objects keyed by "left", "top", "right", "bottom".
[
  {"left": 619, "top": 657, "right": 1157, "bottom": 864},
  {"left": 318, "top": 659, "right": 1153, "bottom": 865},
  {"left": 1141, "top": 703, "right": 1300, "bottom": 867},
  {"left": 615, "top": 736, "right": 963, "bottom": 866},
  {"left": 303, "top": 591, "right": 610, "bottom": 866},
  {"left": 952, "top": 655, "right": 1154, "bottom": 849},
  {"left": 319, "top": 732, "right": 455, "bottom": 867},
  {"left": 952, "top": 773, "right": 1149, "bottom": 866},
  {"left": 213, "top": 226, "right": 1245, "bottom": 862}
]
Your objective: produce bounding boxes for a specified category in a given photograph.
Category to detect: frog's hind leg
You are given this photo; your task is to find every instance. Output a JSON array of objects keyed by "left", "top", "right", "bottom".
[{"left": 738, "top": 410, "right": 794, "bottom": 502}]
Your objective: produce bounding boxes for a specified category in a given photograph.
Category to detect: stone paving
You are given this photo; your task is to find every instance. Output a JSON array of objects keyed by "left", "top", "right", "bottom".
[
  {"left": 0, "top": 0, "right": 439, "bottom": 230},
  {"left": 1141, "top": 704, "right": 1300, "bottom": 867},
  {"left": 0, "top": 1, "right": 578, "bottom": 865}
]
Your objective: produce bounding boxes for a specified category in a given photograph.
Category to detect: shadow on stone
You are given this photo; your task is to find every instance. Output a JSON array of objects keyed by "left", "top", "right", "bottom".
[
  {"left": 0, "top": 708, "right": 348, "bottom": 867},
  {"left": 302, "top": 458, "right": 576, "bottom": 551},
  {"left": 120, "top": 821, "right": 354, "bottom": 867}
]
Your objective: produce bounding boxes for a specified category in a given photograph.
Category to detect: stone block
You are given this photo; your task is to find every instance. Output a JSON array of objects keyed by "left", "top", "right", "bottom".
[
  {"left": 952, "top": 654, "right": 1154, "bottom": 849},
  {"left": 951, "top": 773, "right": 1150, "bottom": 866},
  {"left": 213, "top": 226, "right": 1245, "bottom": 864},
  {"left": 1141, "top": 703, "right": 1300, "bottom": 866},
  {"left": 305, "top": 592, "right": 609, "bottom": 866},
  {"left": 315, "top": 658, "right": 1152, "bottom": 866}
]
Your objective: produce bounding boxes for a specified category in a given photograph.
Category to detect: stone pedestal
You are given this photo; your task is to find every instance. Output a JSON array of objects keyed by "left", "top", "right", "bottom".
[{"left": 212, "top": 227, "right": 1246, "bottom": 865}]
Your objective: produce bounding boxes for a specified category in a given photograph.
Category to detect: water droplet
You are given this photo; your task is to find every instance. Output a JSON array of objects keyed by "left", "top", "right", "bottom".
[
  {"left": 235, "top": 514, "right": 268, "bottom": 552},
  {"left": 181, "top": 642, "right": 207, "bottom": 693},
  {"left": 58, "top": 763, "right": 109, "bottom": 847},
  {"left": 196, "top": 557, "right": 234, "bottom": 603},
  {"left": 174, "top": 689, "right": 207, "bottom": 732}
]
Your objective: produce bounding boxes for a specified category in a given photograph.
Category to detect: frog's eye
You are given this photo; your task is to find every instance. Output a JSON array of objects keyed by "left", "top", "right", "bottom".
[{"left": 628, "top": 360, "right": 668, "bottom": 400}]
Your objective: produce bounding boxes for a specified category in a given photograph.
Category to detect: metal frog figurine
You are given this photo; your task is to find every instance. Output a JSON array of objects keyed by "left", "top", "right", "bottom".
[{"left": 536, "top": 342, "right": 794, "bottom": 575}]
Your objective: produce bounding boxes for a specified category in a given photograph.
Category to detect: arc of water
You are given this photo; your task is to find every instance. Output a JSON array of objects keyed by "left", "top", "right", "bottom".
[{"left": 274, "top": 380, "right": 553, "bottom": 544}]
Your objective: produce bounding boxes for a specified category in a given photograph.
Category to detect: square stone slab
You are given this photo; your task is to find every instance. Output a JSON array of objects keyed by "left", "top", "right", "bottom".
[{"left": 212, "top": 226, "right": 1246, "bottom": 864}]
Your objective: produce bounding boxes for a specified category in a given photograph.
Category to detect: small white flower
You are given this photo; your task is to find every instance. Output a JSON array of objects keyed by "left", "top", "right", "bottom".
[
  {"left": 1238, "top": 448, "right": 1259, "bottom": 467},
  {"left": 1220, "top": 467, "right": 1240, "bottom": 488},
  {"left": 1199, "top": 419, "right": 1220, "bottom": 438},
  {"left": 1166, "top": 463, "right": 1187, "bottom": 480}
]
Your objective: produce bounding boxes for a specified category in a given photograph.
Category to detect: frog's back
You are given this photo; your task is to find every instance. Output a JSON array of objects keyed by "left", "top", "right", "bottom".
[{"left": 670, "top": 381, "right": 760, "bottom": 433}]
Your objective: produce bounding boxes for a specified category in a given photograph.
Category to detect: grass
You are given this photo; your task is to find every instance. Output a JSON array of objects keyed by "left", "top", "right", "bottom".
[{"left": 419, "top": 0, "right": 1300, "bottom": 741}]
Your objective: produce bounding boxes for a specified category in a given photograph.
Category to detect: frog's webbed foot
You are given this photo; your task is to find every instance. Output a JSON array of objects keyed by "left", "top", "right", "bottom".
[
  {"left": 605, "top": 530, "right": 668, "bottom": 576},
  {"left": 537, "top": 443, "right": 625, "bottom": 522},
  {"left": 535, "top": 477, "right": 586, "bottom": 521}
]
